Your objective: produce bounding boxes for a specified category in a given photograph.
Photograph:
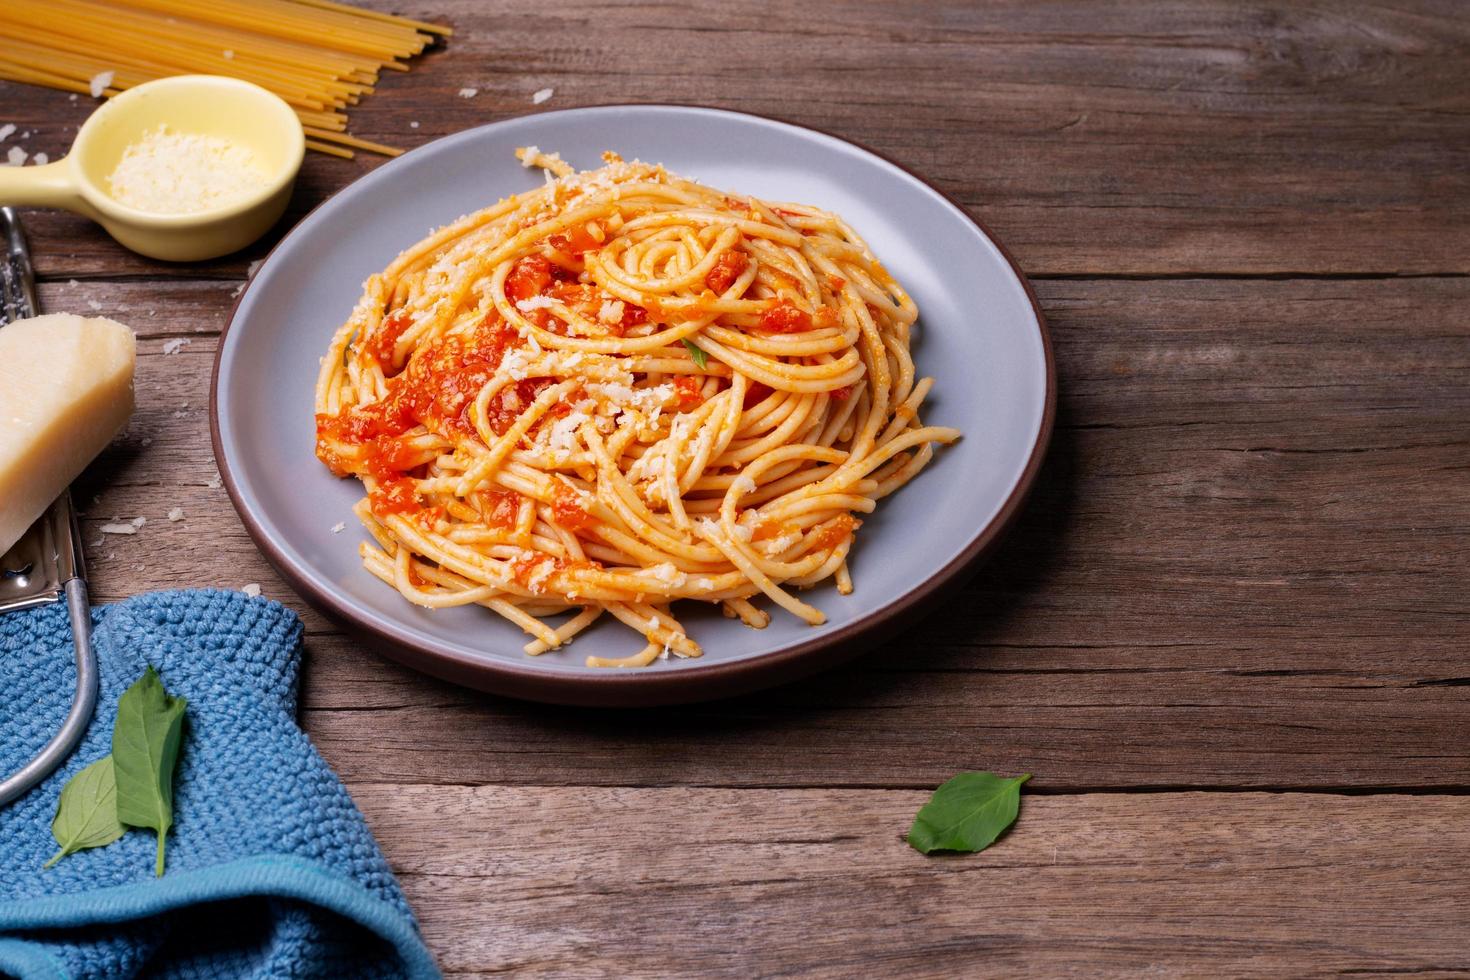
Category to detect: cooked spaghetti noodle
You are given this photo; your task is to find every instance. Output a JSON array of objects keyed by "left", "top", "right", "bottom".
[{"left": 314, "top": 149, "right": 960, "bottom": 667}]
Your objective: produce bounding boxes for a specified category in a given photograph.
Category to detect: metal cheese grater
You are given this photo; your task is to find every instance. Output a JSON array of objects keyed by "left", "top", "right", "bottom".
[{"left": 0, "top": 206, "right": 99, "bottom": 807}]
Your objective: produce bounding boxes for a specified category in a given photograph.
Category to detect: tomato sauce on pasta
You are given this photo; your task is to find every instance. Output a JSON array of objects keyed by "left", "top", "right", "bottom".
[{"left": 314, "top": 149, "right": 959, "bottom": 667}]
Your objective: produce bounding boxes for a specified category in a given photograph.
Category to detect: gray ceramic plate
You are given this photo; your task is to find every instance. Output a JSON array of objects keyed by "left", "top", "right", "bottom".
[{"left": 212, "top": 105, "right": 1054, "bottom": 706}]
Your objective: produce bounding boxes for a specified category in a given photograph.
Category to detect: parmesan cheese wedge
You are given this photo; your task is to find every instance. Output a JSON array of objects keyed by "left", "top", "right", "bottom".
[{"left": 0, "top": 314, "right": 135, "bottom": 556}]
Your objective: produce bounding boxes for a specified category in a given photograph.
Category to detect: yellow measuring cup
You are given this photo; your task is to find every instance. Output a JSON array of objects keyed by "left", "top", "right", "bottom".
[{"left": 0, "top": 75, "right": 304, "bottom": 262}]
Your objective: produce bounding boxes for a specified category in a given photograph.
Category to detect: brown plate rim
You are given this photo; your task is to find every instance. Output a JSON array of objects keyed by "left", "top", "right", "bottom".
[{"left": 209, "top": 102, "right": 1056, "bottom": 707}]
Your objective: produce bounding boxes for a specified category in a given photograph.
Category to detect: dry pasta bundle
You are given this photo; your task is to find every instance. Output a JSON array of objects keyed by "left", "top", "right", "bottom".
[
  {"left": 314, "top": 149, "right": 960, "bottom": 667},
  {"left": 0, "top": 0, "right": 449, "bottom": 158}
]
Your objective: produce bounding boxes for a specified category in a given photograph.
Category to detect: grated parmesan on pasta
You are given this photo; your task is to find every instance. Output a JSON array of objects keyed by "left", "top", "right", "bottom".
[{"left": 313, "top": 150, "right": 961, "bottom": 667}]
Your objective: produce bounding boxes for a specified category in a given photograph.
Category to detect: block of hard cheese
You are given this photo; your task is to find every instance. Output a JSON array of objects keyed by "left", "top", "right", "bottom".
[{"left": 0, "top": 313, "right": 135, "bottom": 557}]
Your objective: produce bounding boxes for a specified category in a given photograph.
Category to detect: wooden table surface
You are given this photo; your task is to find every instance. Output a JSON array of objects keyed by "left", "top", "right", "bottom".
[{"left": 5, "top": 1, "right": 1468, "bottom": 975}]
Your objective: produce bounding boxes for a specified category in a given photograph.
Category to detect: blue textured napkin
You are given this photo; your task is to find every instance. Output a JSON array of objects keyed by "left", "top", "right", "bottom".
[{"left": 0, "top": 589, "right": 440, "bottom": 980}]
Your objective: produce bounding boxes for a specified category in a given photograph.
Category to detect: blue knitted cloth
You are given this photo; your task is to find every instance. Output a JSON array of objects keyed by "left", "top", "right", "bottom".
[{"left": 0, "top": 590, "right": 440, "bottom": 980}]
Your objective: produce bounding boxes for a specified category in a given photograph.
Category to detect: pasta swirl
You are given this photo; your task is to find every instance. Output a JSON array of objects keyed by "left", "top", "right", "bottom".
[{"left": 314, "top": 149, "right": 959, "bottom": 667}]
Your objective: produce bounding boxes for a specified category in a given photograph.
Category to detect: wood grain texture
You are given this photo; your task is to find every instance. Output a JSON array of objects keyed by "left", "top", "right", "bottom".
[
  {"left": 8, "top": 1, "right": 1470, "bottom": 972},
  {"left": 354, "top": 786, "right": 1470, "bottom": 977},
  {"left": 4, "top": 0, "right": 1468, "bottom": 278},
  {"left": 48, "top": 276, "right": 1470, "bottom": 790}
]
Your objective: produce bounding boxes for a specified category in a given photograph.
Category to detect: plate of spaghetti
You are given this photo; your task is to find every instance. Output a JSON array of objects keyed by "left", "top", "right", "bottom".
[{"left": 213, "top": 105, "right": 1053, "bottom": 705}]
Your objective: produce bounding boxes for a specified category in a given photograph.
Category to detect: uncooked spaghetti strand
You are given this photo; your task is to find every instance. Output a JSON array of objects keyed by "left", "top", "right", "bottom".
[{"left": 0, "top": 0, "right": 443, "bottom": 157}]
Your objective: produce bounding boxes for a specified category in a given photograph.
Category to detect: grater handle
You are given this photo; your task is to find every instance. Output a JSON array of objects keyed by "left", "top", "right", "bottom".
[
  {"left": 0, "top": 580, "right": 98, "bottom": 806},
  {"left": 0, "top": 208, "right": 99, "bottom": 807}
]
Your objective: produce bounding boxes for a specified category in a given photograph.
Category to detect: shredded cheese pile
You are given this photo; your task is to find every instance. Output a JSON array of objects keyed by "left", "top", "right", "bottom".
[{"left": 107, "top": 126, "right": 268, "bottom": 214}]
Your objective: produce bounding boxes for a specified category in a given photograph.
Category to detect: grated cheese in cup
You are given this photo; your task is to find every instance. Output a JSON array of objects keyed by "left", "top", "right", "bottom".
[{"left": 107, "top": 125, "right": 269, "bottom": 215}]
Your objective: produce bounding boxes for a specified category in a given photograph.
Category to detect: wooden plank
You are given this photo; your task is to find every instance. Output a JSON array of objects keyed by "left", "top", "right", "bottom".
[
  {"left": 48, "top": 275, "right": 1470, "bottom": 789},
  {"left": 12, "top": 3, "right": 1468, "bottom": 971},
  {"left": 5, "top": 0, "right": 1468, "bottom": 278},
  {"left": 351, "top": 785, "right": 1470, "bottom": 977}
]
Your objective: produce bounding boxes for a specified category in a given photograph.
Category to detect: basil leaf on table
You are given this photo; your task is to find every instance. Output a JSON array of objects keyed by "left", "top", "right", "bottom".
[
  {"left": 44, "top": 756, "right": 125, "bottom": 869},
  {"left": 111, "top": 666, "right": 188, "bottom": 876},
  {"left": 681, "top": 338, "right": 709, "bottom": 370},
  {"left": 907, "top": 772, "right": 1030, "bottom": 855}
]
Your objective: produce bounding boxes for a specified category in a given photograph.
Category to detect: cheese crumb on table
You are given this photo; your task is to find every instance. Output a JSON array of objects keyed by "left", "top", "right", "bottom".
[
  {"left": 241, "top": 583, "right": 261, "bottom": 597},
  {"left": 107, "top": 126, "right": 268, "bottom": 215},
  {"left": 167, "top": 507, "right": 185, "bottom": 522},
  {"left": 458, "top": 87, "right": 478, "bottom": 98},
  {"left": 89, "top": 71, "right": 115, "bottom": 98},
  {"left": 532, "top": 88, "right": 554, "bottom": 104},
  {"left": 5, "top": 147, "right": 26, "bottom": 167}
]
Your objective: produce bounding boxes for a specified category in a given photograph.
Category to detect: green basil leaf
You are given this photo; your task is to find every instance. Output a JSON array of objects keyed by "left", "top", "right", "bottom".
[
  {"left": 112, "top": 666, "right": 187, "bottom": 876},
  {"left": 907, "top": 772, "right": 1030, "bottom": 855},
  {"left": 44, "top": 756, "right": 125, "bottom": 869},
  {"left": 680, "top": 338, "right": 709, "bottom": 370}
]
